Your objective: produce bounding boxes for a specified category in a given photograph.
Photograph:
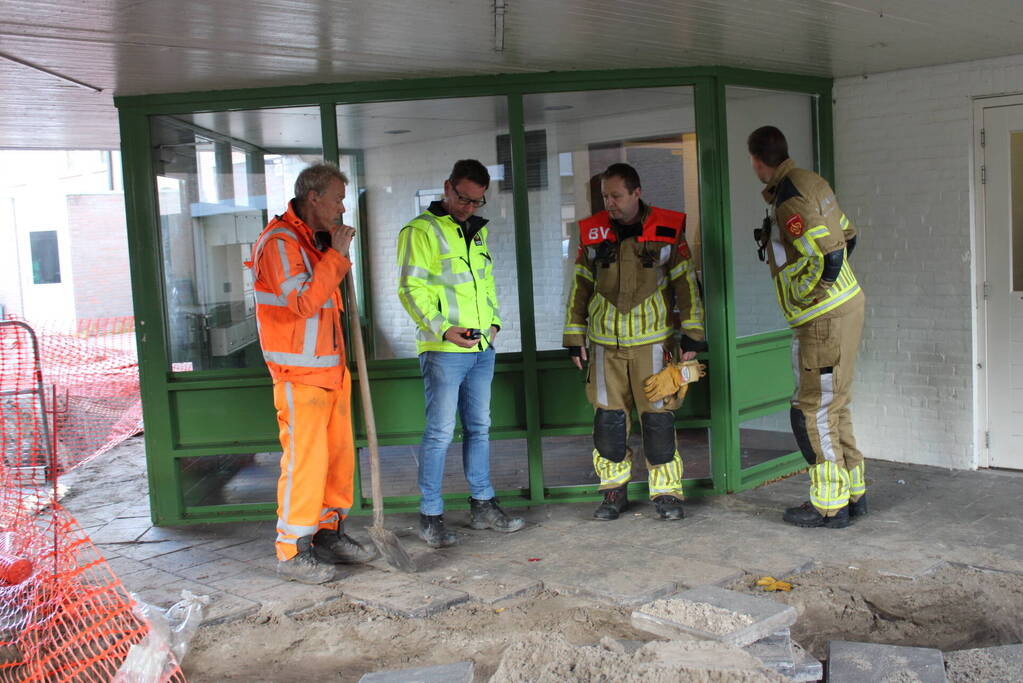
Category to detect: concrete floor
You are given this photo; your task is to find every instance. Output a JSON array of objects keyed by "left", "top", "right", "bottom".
[{"left": 61, "top": 435, "right": 1023, "bottom": 624}]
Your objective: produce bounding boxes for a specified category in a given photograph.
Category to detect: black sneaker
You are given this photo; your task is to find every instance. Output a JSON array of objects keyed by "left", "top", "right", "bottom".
[
  {"left": 418, "top": 514, "right": 457, "bottom": 548},
  {"left": 652, "top": 495, "right": 685, "bottom": 520},
  {"left": 468, "top": 497, "right": 525, "bottom": 533},
  {"left": 782, "top": 501, "right": 850, "bottom": 529},
  {"left": 275, "top": 536, "right": 337, "bottom": 584},
  {"left": 593, "top": 485, "right": 629, "bottom": 521},
  {"left": 313, "top": 526, "right": 378, "bottom": 564},
  {"left": 849, "top": 495, "right": 869, "bottom": 518}
]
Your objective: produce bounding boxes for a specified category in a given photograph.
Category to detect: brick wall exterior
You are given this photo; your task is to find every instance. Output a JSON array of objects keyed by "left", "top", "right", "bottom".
[
  {"left": 832, "top": 53, "right": 1023, "bottom": 469},
  {"left": 67, "top": 193, "right": 134, "bottom": 320}
]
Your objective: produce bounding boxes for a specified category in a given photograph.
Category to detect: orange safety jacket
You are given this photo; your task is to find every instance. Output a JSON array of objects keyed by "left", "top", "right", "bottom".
[{"left": 248, "top": 201, "right": 350, "bottom": 390}]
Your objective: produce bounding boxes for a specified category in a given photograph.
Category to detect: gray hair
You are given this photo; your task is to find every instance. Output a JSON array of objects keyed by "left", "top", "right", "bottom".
[{"left": 294, "top": 162, "right": 348, "bottom": 199}]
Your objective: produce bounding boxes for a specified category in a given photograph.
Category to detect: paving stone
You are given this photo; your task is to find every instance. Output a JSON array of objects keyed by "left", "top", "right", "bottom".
[
  {"left": 416, "top": 565, "right": 542, "bottom": 605},
  {"left": 631, "top": 586, "right": 797, "bottom": 647},
  {"left": 145, "top": 547, "right": 224, "bottom": 573},
  {"left": 342, "top": 570, "right": 471, "bottom": 618},
  {"left": 780, "top": 642, "right": 822, "bottom": 682},
  {"left": 215, "top": 537, "right": 274, "bottom": 562},
  {"left": 827, "top": 640, "right": 946, "bottom": 683},
  {"left": 89, "top": 518, "right": 153, "bottom": 544},
  {"left": 173, "top": 557, "right": 286, "bottom": 594},
  {"left": 103, "top": 555, "right": 150, "bottom": 578},
  {"left": 944, "top": 644, "right": 1023, "bottom": 682},
  {"left": 358, "top": 660, "right": 473, "bottom": 683},
  {"left": 743, "top": 629, "right": 794, "bottom": 669},
  {"left": 109, "top": 539, "right": 193, "bottom": 561},
  {"left": 254, "top": 580, "right": 344, "bottom": 615}
]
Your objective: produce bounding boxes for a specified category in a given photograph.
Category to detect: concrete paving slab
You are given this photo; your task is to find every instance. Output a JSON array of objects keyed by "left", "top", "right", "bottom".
[
  {"left": 783, "top": 642, "right": 822, "bottom": 682},
  {"left": 105, "top": 539, "right": 192, "bottom": 562},
  {"left": 357, "top": 660, "right": 473, "bottom": 683},
  {"left": 254, "top": 580, "right": 344, "bottom": 616},
  {"left": 88, "top": 518, "right": 153, "bottom": 544},
  {"left": 743, "top": 628, "right": 794, "bottom": 668},
  {"left": 416, "top": 564, "right": 542, "bottom": 605},
  {"left": 632, "top": 586, "right": 797, "bottom": 647},
  {"left": 944, "top": 644, "right": 1023, "bottom": 682},
  {"left": 341, "top": 570, "right": 471, "bottom": 618},
  {"left": 827, "top": 640, "right": 946, "bottom": 683},
  {"left": 173, "top": 557, "right": 286, "bottom": 594},
  {"left": 146, "top": 547, "right": 224, "bottom": 574}
]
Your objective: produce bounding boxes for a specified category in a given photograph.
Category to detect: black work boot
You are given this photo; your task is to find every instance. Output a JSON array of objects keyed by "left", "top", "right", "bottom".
[
  {"left": 418, "top": 514, "right": 457, "bottom": 548},
  {"left": 593, "top": 485, "right": 629, "bottom": 521},
  {"left": 275, "top": 535, "right": 337, "bottom": 584},
  {"left": 312, "top": 523, "right": 378, "bottom": 564},
  {"left": 652, "top": 495, "right": 686, "bottom": 520},
  {"left": 783, "top": 502, "right": 850, "bottom": 529},
  {"left": 468, "top": 497, "right": 525, "bottom": 533},
  {"left": 849, "top": 495, "right": 869, "bottom": 518}
]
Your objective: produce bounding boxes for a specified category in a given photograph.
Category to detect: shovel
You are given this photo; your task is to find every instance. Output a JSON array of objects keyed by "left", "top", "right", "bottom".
[{"left": 345, "top": 273, "right": 417, "bottom": 573}]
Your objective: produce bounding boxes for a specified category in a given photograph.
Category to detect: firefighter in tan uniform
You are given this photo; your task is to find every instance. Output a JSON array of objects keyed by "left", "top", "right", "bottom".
[
  {"left": 748, "top": 126, "right": 868, "bottom": 529},
  {"left": 563, "top": 163, "right": 706, "bottom": 521}
]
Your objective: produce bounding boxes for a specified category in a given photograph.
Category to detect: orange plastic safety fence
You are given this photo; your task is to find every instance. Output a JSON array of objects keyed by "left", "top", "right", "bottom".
[{"left": 1, "top": 320, "right": 184, "bottom": 682}]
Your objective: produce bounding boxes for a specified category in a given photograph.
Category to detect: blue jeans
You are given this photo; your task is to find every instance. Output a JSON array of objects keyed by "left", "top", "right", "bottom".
[{"left": 418, "top": 347, "right": 496, "bottom": 515}]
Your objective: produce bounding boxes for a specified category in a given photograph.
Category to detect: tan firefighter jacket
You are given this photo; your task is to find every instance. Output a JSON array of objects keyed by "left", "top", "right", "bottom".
[
  {"left": 762, "top": 159, "right": 863, "bottom": 327},
  {"left": 563, "top": 202, "right": 704, "bottom": 349}
]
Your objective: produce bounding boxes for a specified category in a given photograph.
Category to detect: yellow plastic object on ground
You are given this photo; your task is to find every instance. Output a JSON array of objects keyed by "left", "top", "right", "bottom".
[{"left": 755, "top": 576, "right": 793, "bottom": 592}]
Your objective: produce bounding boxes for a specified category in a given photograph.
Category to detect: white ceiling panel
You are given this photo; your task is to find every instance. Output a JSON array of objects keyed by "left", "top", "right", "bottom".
[{"left": 1, "top": 0, "right": 1022, "bottom": 149}]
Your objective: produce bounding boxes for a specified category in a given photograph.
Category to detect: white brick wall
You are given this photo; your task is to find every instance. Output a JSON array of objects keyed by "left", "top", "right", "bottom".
[{"left": 833, "top": 52, "right": 1023, "bottom": 469}]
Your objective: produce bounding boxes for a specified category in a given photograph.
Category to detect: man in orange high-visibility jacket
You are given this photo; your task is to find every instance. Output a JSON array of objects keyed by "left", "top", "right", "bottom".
[{"left": 250, "top": 162, "right": 376, "bottom": 584}]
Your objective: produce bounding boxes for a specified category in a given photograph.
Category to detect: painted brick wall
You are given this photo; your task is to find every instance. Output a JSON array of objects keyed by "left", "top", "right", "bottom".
[
  {"left": 67, "top": 193, "right": 134, "bottom": 320},
  {"left": 833, "top": 53, "right": 1023, "bottom": 469}
]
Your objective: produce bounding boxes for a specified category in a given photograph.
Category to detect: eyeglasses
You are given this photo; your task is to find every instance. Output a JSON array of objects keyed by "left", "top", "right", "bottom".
[{"left": 450, "top": 187, "right": 486, "bottom": 208}]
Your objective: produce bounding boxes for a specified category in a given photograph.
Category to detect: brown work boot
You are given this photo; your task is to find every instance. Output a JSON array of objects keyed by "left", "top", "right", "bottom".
[
  {"left": 593, "top": 485, "right": 629, "bottom": 520},
  {"left": 275, "top": 536, "right": 337, "bottom": 584},
  {"left": 313, "top": 524, "right": 378, "bottom": 564}
]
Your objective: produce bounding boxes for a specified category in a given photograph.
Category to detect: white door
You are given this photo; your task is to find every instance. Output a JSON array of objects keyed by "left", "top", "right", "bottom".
[{"left": 982, "top": 102, "right": 1023, "bottom": 468}]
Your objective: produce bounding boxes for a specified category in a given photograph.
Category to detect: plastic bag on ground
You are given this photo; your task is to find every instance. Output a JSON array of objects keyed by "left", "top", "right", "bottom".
[{"left": 113, "top": 589, "right": 210, "bottom": 682}]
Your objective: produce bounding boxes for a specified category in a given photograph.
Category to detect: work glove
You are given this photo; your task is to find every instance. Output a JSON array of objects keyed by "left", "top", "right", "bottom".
[{"left": 643, "top": 360, "right": 706, "bottom": 404}]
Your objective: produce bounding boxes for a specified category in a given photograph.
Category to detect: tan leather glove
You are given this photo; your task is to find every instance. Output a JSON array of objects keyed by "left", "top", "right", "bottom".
[{"left": 643, "top": 360, "right": 707, "bottom": 403}]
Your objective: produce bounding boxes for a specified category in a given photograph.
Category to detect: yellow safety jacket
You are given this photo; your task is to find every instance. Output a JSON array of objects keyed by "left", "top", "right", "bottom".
[
  {"left": 762, "top": 159, "right": 863, "bottom": 327},
  {"left": 397, "top": 201, "right": 501, "bottom": 354},
  {"left": 563, "top": 203, "right": 704, "bottom": 348}
]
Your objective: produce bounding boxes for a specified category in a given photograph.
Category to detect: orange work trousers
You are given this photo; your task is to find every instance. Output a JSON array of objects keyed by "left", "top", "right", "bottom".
[{"left": 273, "top": 374, "right": 355, "bottom": 560}]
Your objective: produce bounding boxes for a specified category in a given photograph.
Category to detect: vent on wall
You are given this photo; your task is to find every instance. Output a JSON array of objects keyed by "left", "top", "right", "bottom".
[{"left": 495, "top": 130, "right": 548, "bottom": 193}]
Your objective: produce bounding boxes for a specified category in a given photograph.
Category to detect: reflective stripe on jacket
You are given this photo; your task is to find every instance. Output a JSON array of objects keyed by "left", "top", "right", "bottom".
[
  {"left": 249, "top": 201, "right": 349, "bottom": 389},
  {"left": 762, "top": 159, "right": 863, "bottom": 327},
  {"left": 396, "top": 205, "right": 501, "bottom": 354},
  {"left": 562, "top": 204, "right": 704, "bottom": 349}
]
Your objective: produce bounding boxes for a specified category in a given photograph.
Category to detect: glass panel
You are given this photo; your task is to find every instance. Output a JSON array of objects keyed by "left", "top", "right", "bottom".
[
  {"left": 725, "top": 87, "right": 816, "bottom": 338},
  {"left": 336, "top": 97, "right": 519, "bottom": 360},
  {"left": 29, "top": 231, "right": 61, "bottom": 284},
  {"left": 151, "top": 107, "right": 323, "bottom": 371},
  {"left": 361, "top": 438, "right": 528, "bottom": 499},
  {"left": 1012, "top": 130, "right": 1023, "bottom": 292},
  {"left": 522, "top": 87, "right": 701, "bottom": 351},
  {"left": 179, "top": 452, "right": 280, "bottom": 506},
  {"left": 739, "top": 412, "right": 799, "bottom": 469},
  {"left": 541, "top": 427, "right": 710, "bottom": 489}
]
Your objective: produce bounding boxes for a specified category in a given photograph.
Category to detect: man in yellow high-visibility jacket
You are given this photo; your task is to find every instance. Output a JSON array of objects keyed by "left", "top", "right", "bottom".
[
  {"left": 397, "top": 159, "right": 524, "bottom": 548},
  {"left": 749, "top": 125, "right": 868, "bottom": 529}
]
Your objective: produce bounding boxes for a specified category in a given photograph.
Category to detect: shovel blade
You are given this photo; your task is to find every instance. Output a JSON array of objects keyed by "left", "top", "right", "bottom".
[{"left": 368, "top": 524, "right": 417, "bottom": 573}]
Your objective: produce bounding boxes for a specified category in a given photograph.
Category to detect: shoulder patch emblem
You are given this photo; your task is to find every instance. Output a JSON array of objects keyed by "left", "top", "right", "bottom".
[
  {"left": 474, "top": 234, "right": 483, "bottom": 246},
  {"left": 785, "top": 214, "right": 804, "bottom": 237},
  {"left": 679, "top": 240, "right": 691, "bottom": 259}
]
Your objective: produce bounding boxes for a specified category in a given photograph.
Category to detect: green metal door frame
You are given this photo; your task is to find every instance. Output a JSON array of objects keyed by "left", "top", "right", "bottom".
[{"left": 115, "top": 66, "right": 833, "bottom": 525}]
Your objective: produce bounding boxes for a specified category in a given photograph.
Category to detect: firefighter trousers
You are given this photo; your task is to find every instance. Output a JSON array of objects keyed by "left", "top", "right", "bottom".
[
  {"left": 272, "top": 374, "right": 355, "bottom": 560},
  {"left": 586, "top": 341, "right": 685, "bottom": 499},
  {"left": 791, "top": 293, "right": 866, "bottom": 517}
]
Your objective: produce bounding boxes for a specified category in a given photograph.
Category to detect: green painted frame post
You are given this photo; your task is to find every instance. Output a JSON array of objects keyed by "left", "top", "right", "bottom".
[{"left": 114, "top": 65, "right": 836, "bottom": 526}]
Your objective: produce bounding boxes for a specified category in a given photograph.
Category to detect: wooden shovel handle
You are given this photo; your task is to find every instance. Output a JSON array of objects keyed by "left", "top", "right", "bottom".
[{"left": 344, "top": 273, "right": 384, "bottom": 528}]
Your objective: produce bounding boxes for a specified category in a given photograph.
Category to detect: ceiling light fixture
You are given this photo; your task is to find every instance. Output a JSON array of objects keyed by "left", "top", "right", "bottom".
[
  {"left": 0, "top": 51, "right": 103, "bottom": 93},
  {"left": 494, "top": 0, "right": 507, "bottom": 52},
  {"left": 384, "top": 129, "right": 411, "bottom": 135},
  {"left": 544, "top": 105, "right": 573, "bottom": 111}
]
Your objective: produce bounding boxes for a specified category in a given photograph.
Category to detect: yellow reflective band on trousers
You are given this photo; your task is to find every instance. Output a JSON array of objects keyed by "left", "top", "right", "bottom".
[
  {"left": 809, "top": 461, "right": 851, "bottom": 513},
  {"left": 273, "top": 377, "right": 355, "bottom": 560},
  {"left": 593, "top": 448, "right": 632, "bottom": 489},
  {"left": 648, "top": 452, "right": 684, "bottom": 499},
  {"left": 848, "top": 463, "right": 866, "bottom": 499}
]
